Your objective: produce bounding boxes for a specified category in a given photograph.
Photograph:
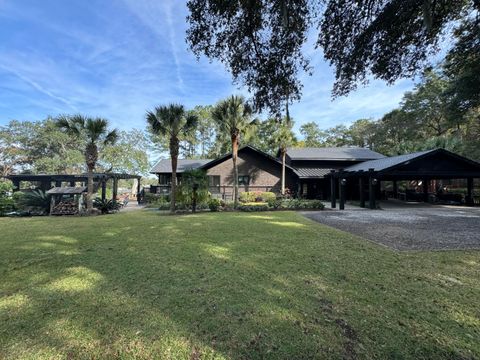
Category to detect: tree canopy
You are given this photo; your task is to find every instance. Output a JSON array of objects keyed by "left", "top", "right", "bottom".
[{"left": 186, "top": 0, "right": 478, "bottom": 112}]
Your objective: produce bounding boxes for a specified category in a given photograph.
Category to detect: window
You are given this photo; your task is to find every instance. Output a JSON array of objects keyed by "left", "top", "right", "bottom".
[
  {"left": 238, "top": 175, "right": 250, "bottom": 186},
  {"left": 208, "top": 175, "right": 220, "bottom": 187},
  {"left": 158, "top": 174, "right": 170, "bottom": 185}
]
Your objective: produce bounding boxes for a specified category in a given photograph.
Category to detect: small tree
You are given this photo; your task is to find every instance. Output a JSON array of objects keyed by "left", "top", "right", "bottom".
[
  {"left": 270, "top": 118, "right": 296, "bottom": 195},
  {"left": 146, "top": 104, "right": 198, "bottom": 212},
  {"left": 56, "top": 115, "right": 118, "bottom": 214},
  {"left": 212, "top": 95, "right": 256, "bottom": 208},
  {"left": 176, "top": 169, "right": 209, "bottom": 210}
]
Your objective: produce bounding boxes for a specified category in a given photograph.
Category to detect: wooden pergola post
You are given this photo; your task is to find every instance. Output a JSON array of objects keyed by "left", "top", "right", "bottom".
[
  {"left": 112, "top": 177, "right": 118, "bottom": 201},
  {"left": 368, "top": 168, "right": 376, "bottom": 209},
  {"left": 101, "top": 180, "right": 107, "bottom": 201},
  {"left": 359, "top": 177, "right": 365, "bottom": 208},
  {"left": 330, "top": 170, "right": 336, "bottom": 209}
]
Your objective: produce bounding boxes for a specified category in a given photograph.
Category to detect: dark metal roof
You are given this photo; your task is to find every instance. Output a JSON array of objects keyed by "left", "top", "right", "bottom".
[
  {"left": 47, "top": 186, "right": 87, "bottom": 195},
  {"left": 200, "top": 145, "right": 296, "bottom": 171},
  {"left": 150, "top": 159, "right": 212, "bottom": 174},
  {"left": 294, "top": 168, "right": 333, "bottom": 179},
  {"left": 344, "top": 150, "right": 435, "bottom": 172},
  {"left": 287, "top": 147, "right": 385, "bottom": 161}
]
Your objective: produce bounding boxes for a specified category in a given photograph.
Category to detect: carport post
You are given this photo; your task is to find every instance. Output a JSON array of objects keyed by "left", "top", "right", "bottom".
[
  {"left": 112, "top": 177, "right": 118, "bottom": 201},
  {"left": 330, "top": 170, "right": 336, "bottom": 209},
  {"left": 368, "top": 168, "right": 376, "bottom": 209},
  {"left": 339, "top": 176, "right": 346, "bottom": 210},
  {"left": 359, "top": 177, "right": 365, "bottom": 208},
  {"left": 392, "top": 180, "right": 398, "bottom": 199},
  {"left": 467, "top": 177, "right": 474, "bottom": 206},
  {"left": 422, "top": 179, "right": 429, "bottom": 203}
]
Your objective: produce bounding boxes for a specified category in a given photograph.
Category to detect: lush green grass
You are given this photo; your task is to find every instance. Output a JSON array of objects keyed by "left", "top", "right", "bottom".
[{"left": 0, "top": 211, "right": 479, "bottom": 359}]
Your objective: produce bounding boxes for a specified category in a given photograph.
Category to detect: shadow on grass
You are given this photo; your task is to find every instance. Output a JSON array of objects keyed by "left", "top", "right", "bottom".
[{"left": 0, "top": 212, "right": 479, "bottom": 359}]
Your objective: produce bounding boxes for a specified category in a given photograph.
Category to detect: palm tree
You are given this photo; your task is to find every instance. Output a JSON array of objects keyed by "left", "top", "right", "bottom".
[
  {"left": 56, "top": 115, "right": 118, "bottom": 214},
  {"left": 271, "top": 118, "right": 296, "bottom": 195},
  {"left": 212, "top": 95, "right": 255, "bottom": 208},
  {"left": 146, "top": 104, "right": 198, "bottom": 212}
]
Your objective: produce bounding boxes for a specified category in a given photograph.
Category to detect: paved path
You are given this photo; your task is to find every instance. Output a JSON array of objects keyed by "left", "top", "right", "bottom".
[{"left": 303, "top": 203, "right": 480, "bottom": 251}]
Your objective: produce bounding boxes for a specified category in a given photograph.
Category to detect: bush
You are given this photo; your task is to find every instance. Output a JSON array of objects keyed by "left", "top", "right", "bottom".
[
  {"left": 93, "top": 198, "right": 122, "bottom": 214},
  {"left": 238, "top": 202, "right": 270, "bottom": 212},
  {"left": 0, "top": 181, "right": 15, "bottom": 216},
  {"left": 208, "top": 198, "right": 222, "bottom": 212},
  {"left": 144, "top": 192, "right": 169, "bottom": 205},
  {"left": 16, "top": 189, "right": 51, "bottom": 215},
  {"left": 239, "top": 191, "right": 277, "bottom": 203},
  {"left": 267, "top": 198, "right": 283, "bottom": 209},
  {"left": 282, "top": 199, "right": 325, "bottom": 210}
]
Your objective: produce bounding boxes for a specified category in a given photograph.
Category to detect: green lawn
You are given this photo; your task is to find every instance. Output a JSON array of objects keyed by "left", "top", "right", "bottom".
[{"left": 0, "top": 211, "right": 479, "bottom": 359}]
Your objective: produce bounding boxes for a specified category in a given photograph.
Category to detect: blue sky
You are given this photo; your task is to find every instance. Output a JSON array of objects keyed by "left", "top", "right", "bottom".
[{"left": 0, "top": 0, "right": 418, "bottom": 134}]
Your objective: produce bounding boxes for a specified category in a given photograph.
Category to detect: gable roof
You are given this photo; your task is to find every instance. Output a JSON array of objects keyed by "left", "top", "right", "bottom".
[
  {"left": 344, "top": 148, "right": 480, "bottom": 173},
  {"left": 150, "top": 159, "right": 212, "bottom": 174},
  {"left": 200, "top": 145, "right": 295, "bottom": 171},
  {"left": 287, "top": 147, "right": 385, "bottom": 161}
]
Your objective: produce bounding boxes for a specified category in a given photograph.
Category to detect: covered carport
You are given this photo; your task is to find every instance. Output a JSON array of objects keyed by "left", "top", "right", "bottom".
[{"left": 329, "top": 149, "right": 480, "bottom": 210}]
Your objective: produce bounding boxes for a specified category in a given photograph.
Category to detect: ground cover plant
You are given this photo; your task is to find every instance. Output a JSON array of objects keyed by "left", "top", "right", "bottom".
[{"left": 1, "top": 211, "right": 478, "bottom": 359}]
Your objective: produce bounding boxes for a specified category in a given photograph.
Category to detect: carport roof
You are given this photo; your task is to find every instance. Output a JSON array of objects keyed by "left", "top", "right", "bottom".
[
  {"left": 344, "top": 149, "right": 435, "bottom": 172},
  {"left": 294, "top": 167, "right": 333, "bottom": 179}
]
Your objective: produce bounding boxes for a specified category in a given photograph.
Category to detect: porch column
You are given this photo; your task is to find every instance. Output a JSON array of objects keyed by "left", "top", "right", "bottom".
[
  {"left": 466, "top": 177, "right": 474, "bottom": 206},
  {"left": 69, "top": 181, "right": 75, "bottom": 187},
  {"left": 392, "top": 180, "right": 398, "bottom": 199},
  {"left": 359, "top": 177, "right": 365, "bottom": 208},
  {"left": 330, "top": 170, "right": 336, "bottom": 209},
  {"left": 101, "top": 180, "right": 107, "bottom": 201},
  {"left": 112, "top": 177, "right": 118, "bottom": 201},
  {"left": 422, "top": 179, "right": 429, "bottom": 203},
  {"left": 368, "top": 168, "right": 376, "bottom": 209},
  {"left": 55, "top": 180, "right": 61, "bottom": 188}
]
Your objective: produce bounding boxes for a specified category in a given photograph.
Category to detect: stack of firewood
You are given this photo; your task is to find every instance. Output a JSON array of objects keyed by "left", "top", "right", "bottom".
[{"left": 51, "top": 200, "right": 78, "bottom": 215}]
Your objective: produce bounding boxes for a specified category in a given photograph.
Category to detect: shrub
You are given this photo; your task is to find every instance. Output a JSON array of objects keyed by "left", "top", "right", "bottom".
[
  {"left": 267, "top": 198, "right": 283, "bottom": 209},
  {"left": 93, "top": 198, "right": 122, "bottom": 214},
  {"left": 0, "top": 181, "right": 15, "bottom": 216},
  {"left": 208, "top": 198, "right": 222, "bottom": 212},
  {"left": 240, "top": 191, "right": 277, "bottom": 203},
  {"left": 238, "top": 202, "right": 269, "bottom": 212},
  {"left": 144, "top": 192, "right": 168, "bottom": 205},
  {"left": 17, "top": 189, "right": 51, "bottom": 215},
  {"left": 282, "top": 199, "right": 325, "bottom": 210}
]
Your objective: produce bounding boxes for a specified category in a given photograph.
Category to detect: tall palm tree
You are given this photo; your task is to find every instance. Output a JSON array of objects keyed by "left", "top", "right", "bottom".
[
  {"left": 271, "top": 118, "right": 296, "bottom": 195},
  {"left": 56, "top": 115, "right": 118, "bottom": 214},
  {"left": 146, "top": 104, "right": 198, "bottom": 212},
  {"left": 212, "top": 95, "right": 255, "bottom": 208}
]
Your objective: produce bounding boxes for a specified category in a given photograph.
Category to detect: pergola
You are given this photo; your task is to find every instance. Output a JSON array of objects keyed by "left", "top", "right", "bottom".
[
  {"left": 329, "top": 149, "right": 480, "bottom": 210},
  {"left": 5, "top": 172, "right": 141, "bottom": 201}
]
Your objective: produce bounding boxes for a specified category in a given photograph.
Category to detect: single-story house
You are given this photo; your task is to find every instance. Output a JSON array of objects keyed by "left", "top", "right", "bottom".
[{"left": 150, "top": 145, "right": 480, "bottom": 207}]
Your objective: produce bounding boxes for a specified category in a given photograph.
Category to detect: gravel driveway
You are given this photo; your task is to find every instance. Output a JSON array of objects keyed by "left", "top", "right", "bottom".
[{"left": 302, "top": 204, "right": 480, "bottom": 251}]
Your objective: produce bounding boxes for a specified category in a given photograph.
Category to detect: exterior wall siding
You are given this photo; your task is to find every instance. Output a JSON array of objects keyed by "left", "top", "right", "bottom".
[{"left": 206, "top": 150, "right": 295, "bottom": 195}]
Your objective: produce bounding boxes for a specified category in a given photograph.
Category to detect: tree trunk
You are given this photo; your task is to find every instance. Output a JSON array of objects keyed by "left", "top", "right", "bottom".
[
  {"left": 281, "top": 149, "right": 286, "bottom": 195},
  {"left": 232, "top": 134, "right": 239, "bottom": 209},
  {"left": 87, "top": 166, "right": 94, "bottom": 214},
  {"left": 170, "top": 137, "right": 179, "bottom": 213}
]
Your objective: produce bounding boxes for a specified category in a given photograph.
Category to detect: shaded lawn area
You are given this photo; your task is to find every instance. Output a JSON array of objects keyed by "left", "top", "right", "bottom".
[{"left": 0, "top": 211, "right": 479, "bottom": 360}]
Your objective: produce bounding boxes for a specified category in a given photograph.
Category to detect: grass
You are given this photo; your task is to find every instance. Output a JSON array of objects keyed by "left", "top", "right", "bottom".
[{"left": 0, "top": 211, "right": 479, "bottom": 359}]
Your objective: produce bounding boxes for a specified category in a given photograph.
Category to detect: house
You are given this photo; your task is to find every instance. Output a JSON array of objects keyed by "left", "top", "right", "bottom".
[
  {"left": 149, "top": 145, "right": 383, "bottom": 200},
  {"left": 150, "top": 145, "right": 480, "bottom": 206}
]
